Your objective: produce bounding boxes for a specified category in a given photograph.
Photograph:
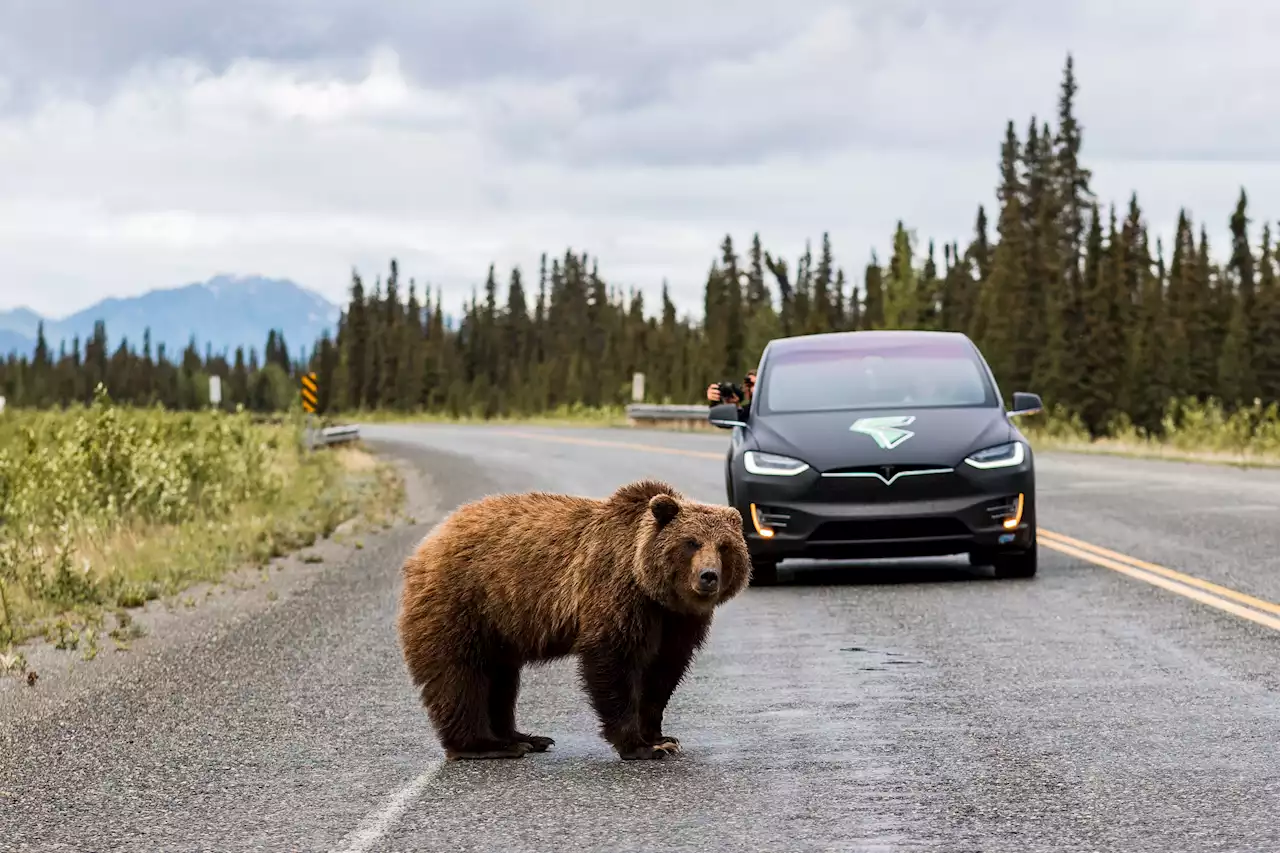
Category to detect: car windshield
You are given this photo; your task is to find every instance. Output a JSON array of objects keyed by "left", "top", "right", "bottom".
[{"left": 759, "top": 340, "right": 997, "bottom": 414}]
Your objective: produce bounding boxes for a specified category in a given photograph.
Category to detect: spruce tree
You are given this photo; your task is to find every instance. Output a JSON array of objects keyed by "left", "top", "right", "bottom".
[
  {"left": 862, "top": 253, "right": 885, "bottom": 331},
  {"left": 1191, "top": 227, "right": 1221, "bottom": 399},
  {"left": 342, "top": 270, "right": 369, "bottom": 412},
  {"left": 1218, "top": 189, "right": 1257, "bottom": 403},
  {"left": 918, "top": 240, "right": 940, "bottom": 330},
  {"left": 971, "top": 121, "right": 1027, "bottom": 392},
  {"left": 792, "top": 242, "right": 813, "bottom": 335},
  {"left": 720, "top": 236, "right": 744, "bottom": 376},
  {"left": 398, "top": 281, "right": 424, "bottom": 411},
  {"left": 1254, "top": 225, "right": 1280, "bottom": 402},
  {"left": 764, "top": 253, "right": 795, "bottom": 335},
  {"left": 1164, "top": 212, "right": 1198, "bottom": 400},
  {"left": 1077, "top": 204, "right": 1126, "bottom": 435},
  {"left": 1052, "top": 54, "right": 1094, "bottom": 412},
  {"left": 882, "top": 222, "right": 918, "bottom": 330},
  {"left": 811, "top": 232, "right": 834, "bottom": 333}
]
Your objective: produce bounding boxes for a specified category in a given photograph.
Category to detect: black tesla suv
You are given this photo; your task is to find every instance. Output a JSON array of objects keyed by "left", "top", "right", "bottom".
[{"left": 708, "top": 330, "right": 1043, "bottom": 585}]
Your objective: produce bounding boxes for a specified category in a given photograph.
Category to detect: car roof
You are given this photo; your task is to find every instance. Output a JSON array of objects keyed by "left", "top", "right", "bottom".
[{"left": 763, "top": 329, "right": 975, "bottom": 357}]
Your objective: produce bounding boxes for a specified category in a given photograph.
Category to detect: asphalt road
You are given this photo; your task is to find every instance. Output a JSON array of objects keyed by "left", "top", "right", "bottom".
[{"left": 2, "top": 423, "right": 1279, "bottom": 852}]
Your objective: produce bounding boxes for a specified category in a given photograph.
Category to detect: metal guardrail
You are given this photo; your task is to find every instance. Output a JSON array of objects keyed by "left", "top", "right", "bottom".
[
  {"left": 305, "top": 423, "right": 361, "bottom": 449},
  {"left": 625, "top": 404, "right": 711, "bottom": 420},
  {"left": 319, "top": 424, "right": 361, "bottom": 445},
  {"left": 624, "top": 404, "right": 724, "bottom": 431}
]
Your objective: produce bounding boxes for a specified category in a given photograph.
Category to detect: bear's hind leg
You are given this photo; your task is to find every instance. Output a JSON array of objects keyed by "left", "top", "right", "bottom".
[
  {"left": 487, "top": 660, "right": 554, "bottom": 752},
  {"left": 424, "top": 661, "right": 530, "bottom": 761}
]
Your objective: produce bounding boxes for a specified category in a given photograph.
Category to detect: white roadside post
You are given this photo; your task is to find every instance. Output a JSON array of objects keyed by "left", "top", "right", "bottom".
[
  {"left": 208, "top": 376, "right": 222, "bottom": 409},
  {"left": 631, "top": 372, "right": 646, "bottom": 403}
]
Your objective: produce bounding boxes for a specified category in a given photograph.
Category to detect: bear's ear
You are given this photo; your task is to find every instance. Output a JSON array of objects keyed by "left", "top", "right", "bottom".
[{"left": 648, "top": 494, "right": 681, "bottom": 528}]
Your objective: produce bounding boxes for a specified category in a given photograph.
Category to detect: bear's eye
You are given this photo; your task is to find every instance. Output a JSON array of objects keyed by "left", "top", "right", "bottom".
[{"left": 684, "top": 538, "right": 700, "bottom": 552}]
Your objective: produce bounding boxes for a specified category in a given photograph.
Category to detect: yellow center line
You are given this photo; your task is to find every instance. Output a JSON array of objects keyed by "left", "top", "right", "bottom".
[
  {"left": 1040, "top": 538, "right": 1280, "bottom": 633},
  {"left": 1038, "top": 529, "right": 1280, "bottom": 618},
  {"left": 489, "top": 427, "right": 1280, "bottom": 631}
]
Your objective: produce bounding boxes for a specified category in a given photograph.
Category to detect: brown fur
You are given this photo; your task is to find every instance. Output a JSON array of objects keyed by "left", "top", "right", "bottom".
[{"left": 396, "top": 478, "right": 750, "bottom": 761}]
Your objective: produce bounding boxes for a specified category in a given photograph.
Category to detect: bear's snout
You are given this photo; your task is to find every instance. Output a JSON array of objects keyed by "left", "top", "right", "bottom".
[
  {"left": 687, "top": 539, "right": 726, "bottom": 598},
  {"left": 697, "top": 568, "right": 720, "bottom": 593}
]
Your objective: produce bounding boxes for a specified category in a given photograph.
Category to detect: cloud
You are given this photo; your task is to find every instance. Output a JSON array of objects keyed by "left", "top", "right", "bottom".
[{"left": 3, "top": 0, "right": 1280, "bottom": 322}]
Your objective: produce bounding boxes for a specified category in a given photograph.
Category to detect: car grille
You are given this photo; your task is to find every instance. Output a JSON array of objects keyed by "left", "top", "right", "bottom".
[
  {"left": 808, "top": 516, "right": 971, "bottom": 542},
  {"left": 822, "top": 463, "right": 953, "bottom": 478},
  {"left": 815, "top": 465, "right": 973, "bottom": 501}
]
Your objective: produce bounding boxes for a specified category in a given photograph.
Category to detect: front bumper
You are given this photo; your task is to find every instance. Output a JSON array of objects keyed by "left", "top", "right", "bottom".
[{"left": 733, "top": 459, "right": 1035, "bottom": 561}]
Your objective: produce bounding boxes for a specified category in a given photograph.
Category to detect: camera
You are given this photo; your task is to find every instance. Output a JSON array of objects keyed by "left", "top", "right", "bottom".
[{"left": 716, "top": 382, "right": 744, "bottom": 402}]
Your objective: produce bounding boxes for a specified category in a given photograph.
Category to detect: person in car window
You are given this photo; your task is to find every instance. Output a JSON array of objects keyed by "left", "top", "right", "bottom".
[{"left": 705, "top": 369, "right": 756, "bottom": 419}]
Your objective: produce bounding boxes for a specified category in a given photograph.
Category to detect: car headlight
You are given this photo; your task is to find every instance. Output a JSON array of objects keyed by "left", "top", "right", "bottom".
[
  {"left": 743, "top": 450, "right": 810, "bottom": 476},
  {"left": 963, "top": 441, "right": 1025, "bottom": 469}
]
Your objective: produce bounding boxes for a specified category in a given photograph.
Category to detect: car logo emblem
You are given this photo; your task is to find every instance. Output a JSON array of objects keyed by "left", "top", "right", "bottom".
[{"left": 850, "top": 415, "right": 916, "bottom": 450}]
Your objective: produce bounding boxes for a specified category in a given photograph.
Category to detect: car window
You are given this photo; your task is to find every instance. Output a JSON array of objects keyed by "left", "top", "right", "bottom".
[{"left": 759, "top": 343, "right": 996, "bottom": 413}]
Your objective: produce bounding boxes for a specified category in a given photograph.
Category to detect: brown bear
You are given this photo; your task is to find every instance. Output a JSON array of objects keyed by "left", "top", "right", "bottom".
[{"left": 396, "top": 478, "right": 751, "bottom": 761}]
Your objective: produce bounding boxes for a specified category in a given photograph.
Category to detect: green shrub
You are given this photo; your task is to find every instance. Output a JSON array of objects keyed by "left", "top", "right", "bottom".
[
  {"left": 1019, "top": 396, "right": 1280, "bottom": 464},
  {"left": 0, "top": 385, "right": 392, "bottom": 647}
]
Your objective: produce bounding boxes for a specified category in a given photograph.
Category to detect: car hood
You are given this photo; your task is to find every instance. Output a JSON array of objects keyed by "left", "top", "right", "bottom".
[{"left": 749, "top": 407, "right": 1014, "bottom": 471}]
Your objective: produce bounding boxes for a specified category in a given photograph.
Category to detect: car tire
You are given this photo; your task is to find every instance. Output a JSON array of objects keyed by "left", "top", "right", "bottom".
[
  {"left": 749, "top": 558, "right": 779, "bottom": 586},
  {"left": 991, "top": 543, "right": 1037, "bottom": 579}
]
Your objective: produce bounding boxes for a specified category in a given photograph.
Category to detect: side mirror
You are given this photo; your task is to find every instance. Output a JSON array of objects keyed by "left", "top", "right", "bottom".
[
  {"left": 1007, "top": 391, "right": 1043, "bottom": 418},
  {"left": 708, "top": 402, "right": 746, "bottom": 429}
]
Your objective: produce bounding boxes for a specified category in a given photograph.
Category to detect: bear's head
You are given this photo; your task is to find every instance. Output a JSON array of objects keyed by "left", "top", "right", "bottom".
[{"left": 635, "top": 491, "right": 751, "bottom": 614}]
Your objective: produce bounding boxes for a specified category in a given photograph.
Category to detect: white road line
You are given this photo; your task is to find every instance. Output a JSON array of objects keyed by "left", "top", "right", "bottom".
[{"left": 333, "top": 768, "right": 441, "bottom": 853}]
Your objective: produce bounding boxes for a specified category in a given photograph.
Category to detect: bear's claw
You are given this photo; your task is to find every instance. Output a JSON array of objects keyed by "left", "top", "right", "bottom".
[
  {"left": 516, "top": 733, "right": 555, "bottom": 752},
  {"left": 620, "top": 741, "right": 681, "bottom": 760}
]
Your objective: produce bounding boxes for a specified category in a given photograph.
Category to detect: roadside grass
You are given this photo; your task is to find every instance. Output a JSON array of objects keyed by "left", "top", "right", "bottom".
[
  {"left": 1017, "top": 399, "right": 1280, "bottom": 468},
  {"left": 0, "top": 389, "right": 404, "bottom": 666},
  {"left": 346, "top": 397, "right": 1280, "bottom": 468}
]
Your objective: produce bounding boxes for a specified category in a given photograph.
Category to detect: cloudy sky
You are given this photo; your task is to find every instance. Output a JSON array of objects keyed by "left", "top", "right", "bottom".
[{"left": 2, "top": 0, "right": 1279, "bottom": 319}]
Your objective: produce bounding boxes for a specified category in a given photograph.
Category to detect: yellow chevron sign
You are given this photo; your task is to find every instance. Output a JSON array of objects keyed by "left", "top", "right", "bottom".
[{"left": 300, "top": 371, "right": 318, "bottom": 413}]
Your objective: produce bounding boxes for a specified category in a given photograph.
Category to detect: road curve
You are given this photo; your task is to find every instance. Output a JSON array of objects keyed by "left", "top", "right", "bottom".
[{"left": 2, "top": 422, "right": 1278, "bottom": 853}]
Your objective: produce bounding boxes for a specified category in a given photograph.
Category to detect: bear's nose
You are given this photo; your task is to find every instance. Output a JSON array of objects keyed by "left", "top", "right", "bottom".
[{"left": 698, "top": 569, "right": 720, "bottom": 592}]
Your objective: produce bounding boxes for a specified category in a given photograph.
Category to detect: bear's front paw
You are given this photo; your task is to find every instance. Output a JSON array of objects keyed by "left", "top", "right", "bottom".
[
  {"left": 444, "top": 740, "right": 532, "bottom": 760},
  {"left": 619, "top": 741, "right": 680, "bottom": 760},
  {"left": 515, "top": 732, "right": 555, "bottom": 752}
]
